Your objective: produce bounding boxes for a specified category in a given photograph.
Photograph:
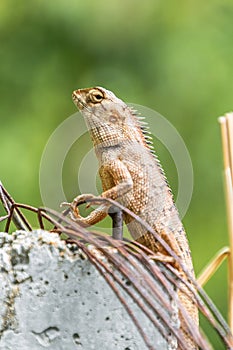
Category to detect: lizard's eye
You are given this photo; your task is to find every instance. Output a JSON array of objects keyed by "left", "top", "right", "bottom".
[{"left": 89, "top": 90, "right": 104, "bottom": 103}]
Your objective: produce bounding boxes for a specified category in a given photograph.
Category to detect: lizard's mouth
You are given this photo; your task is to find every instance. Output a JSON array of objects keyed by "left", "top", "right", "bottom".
[{"left": 72, "top": 90, "right": 85, "bottom": 110}]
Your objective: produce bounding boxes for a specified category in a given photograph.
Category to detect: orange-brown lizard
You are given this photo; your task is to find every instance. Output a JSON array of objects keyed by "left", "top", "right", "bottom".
[{"left": 64, "top": 86, "right": 198, "bottom": 349}]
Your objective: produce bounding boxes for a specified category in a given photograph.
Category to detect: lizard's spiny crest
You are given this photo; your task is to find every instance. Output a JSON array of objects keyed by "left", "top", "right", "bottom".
[{"left": 129, "top": 107, "right": 156, "bottom": 156}]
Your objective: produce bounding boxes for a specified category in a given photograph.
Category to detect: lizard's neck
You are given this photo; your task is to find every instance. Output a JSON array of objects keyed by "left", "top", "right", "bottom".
[
  {"left": 92, "top": 126, "right": 149, "bottom": 151},
  {"left": 85, "top": 105, "right": 154, "bottom": 154}
]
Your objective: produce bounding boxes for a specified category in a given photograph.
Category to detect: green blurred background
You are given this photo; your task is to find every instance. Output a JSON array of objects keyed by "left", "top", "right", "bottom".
[{"left": 0, "top": 0, "right": 233, "bottom": 347}]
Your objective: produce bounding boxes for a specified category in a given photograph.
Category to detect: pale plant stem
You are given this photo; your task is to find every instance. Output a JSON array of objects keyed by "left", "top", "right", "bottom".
[
  {"left": 197, "top": 247, "right": 230, "bottom": 287},
  {"left": 226, "top": 114, "right": 233, "bottom": 180},
  {"left": 219, "top": 113, "right": 233, "bottom": 332}
]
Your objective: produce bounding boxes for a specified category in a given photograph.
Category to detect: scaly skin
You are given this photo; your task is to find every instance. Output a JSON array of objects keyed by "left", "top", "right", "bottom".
[{"left": 66, "top": 86, "right": 198, "bottom": 349}]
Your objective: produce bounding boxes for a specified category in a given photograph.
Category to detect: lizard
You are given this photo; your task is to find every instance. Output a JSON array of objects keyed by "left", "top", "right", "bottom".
[{"left": 63, "top": 86, "right": 198, "bottom": 349}]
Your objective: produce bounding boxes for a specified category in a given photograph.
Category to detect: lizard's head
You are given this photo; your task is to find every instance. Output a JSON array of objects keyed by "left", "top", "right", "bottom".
[
  {"left": 72, "top": 86, "right": 139, "bottom": 147},
  {"left": 72, "top": 86, "right": 149, "bottom": 150}
]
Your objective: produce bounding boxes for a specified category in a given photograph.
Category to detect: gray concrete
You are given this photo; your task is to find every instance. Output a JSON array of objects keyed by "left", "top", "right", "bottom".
[{"left": 0, "top": 230, "right": 178, "bottom": 350}]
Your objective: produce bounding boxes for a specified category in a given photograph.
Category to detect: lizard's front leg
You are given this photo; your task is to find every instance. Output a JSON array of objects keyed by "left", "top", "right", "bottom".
[
  {"left": 62, "top": 160, "right": 133, "bottom": 227},
  {"left": 99, "top": 159, "right": 133, "bottom": 200}
]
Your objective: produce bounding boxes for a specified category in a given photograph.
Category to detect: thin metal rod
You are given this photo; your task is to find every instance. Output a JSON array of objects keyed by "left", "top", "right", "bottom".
[{"left": 108, "top": 205, "right": 123, "bottom": 240}]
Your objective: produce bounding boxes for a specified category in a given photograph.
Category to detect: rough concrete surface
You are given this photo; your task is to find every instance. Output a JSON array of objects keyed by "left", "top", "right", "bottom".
[{"left": 0, "top": 230, "right": 178, "bottom": 350}]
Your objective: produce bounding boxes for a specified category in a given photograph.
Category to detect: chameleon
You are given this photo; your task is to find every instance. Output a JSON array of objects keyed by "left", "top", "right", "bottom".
[{"left": 64, "top": 86, "right": 198, "bottom": 349}]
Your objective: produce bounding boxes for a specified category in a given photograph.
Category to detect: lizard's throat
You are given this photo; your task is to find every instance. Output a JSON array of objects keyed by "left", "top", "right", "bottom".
[
  {"left": 90, "top": 131, "right": 124, "bottom": 148},
  {"left": 87, "top": 123, "right": 125, "bottom": 148}
]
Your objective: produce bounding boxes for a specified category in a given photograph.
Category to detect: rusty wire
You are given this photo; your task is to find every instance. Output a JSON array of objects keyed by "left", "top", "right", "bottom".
[{"left": 0, "top": 182, "right": 233, "bottom": 349}]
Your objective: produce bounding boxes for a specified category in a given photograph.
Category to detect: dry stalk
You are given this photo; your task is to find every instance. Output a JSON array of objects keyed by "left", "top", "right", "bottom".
[{"left": 219, "top": 113, "right": 233, "bottom": 332}]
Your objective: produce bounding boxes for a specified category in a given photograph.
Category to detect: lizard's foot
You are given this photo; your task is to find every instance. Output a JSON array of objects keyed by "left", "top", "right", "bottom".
[
  {"left": 61, "top": 194, "right": 109, "bottom": 226},
  {"left": 61, "top": 194, "right": 102, "bottom": 219}
]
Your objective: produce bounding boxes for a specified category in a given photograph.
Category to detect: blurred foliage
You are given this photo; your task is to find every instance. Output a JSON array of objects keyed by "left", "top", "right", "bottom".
[{"left": 0, "top": 0, "right": 233, "bottom": 346}]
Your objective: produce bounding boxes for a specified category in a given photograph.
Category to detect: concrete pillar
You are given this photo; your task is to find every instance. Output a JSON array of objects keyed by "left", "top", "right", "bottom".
[{"left": 0, "top": 230, "right": 178, "bottom": 350}]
